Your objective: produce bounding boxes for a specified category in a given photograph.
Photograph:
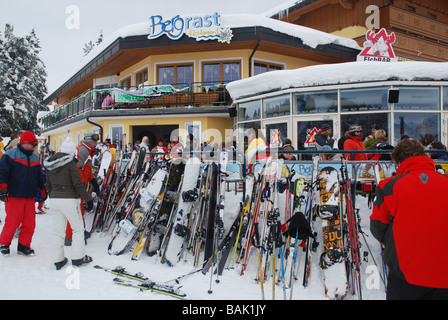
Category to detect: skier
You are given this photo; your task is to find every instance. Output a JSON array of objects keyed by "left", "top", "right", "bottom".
[
  {"left": 0, "top": 131, "right": 45, "bottom": 256},
  {"left": 65, "top": 133, "right": 100, "bottom": 244},
  {"left": 44, "top": 137, "right": 94, "bottom": 269},
  {"left": 370, "top": 138, "right": 448, "bottom": 299},
  {"left": 343, "top": 124, "right": 368, "bottom": 161}
]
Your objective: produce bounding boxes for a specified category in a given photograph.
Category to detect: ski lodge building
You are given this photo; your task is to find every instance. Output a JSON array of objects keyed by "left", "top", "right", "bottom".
[
  {"left": 41, "top": 0, "right": 448, "bottom": 153},
  {"left": 40, "top": 13, "right": 360, "bottom": 151}
]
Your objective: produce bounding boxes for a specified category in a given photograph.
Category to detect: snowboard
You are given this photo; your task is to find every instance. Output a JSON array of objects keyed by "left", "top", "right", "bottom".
[
  {"left": 145, "top": 160, "right": 185, "bottom": 257},
  {"left": 97, "top": 150, "right": 112, "bottom": 180},
  {"left": 161, "top": 157, "right": 201, "bottom": 266},
  {"left": 107, "top": 166, "right": 165, "bottom": 255},
  {"left": 316, "top": 166, "right": 348, "bottom": 300}
]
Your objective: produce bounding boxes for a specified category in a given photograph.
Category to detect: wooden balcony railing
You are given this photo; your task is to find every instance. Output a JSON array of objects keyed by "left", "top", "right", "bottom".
[{"left": 380, "top": 5, "right": 448, "bottom": 44}]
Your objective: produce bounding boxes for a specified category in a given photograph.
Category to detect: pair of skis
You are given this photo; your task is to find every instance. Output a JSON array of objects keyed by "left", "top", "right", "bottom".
[{"left": 94, "top": 265, "right": 187, "bottom": 299}]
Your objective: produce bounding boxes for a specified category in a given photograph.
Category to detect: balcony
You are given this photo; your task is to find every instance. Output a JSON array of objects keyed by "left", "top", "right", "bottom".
[{"left": 41, "top": 82, "right": 233, "bottom": 130}]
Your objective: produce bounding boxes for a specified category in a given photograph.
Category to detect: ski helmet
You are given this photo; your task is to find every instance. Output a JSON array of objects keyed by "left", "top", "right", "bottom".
[{"left": 348, "top": 125, "right": 362, "bottom": 135}]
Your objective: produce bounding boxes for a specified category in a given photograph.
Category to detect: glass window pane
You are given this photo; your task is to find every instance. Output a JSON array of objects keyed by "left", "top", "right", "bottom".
[
  {"left": 223, "top": 62, "right": 240, "bottom": 83},
  {"left": 340, "top": 113, "right": 390, "bottom": 144},
  {"left": 393, "top": 112, "right": 440, "bottom": 145},
  {"left": 254, "top": 63, "right": 267, "bottom": 76},
  {"left": 177, "top": 65, "right": 193, "bottom": 85},
  {"left": 204, "top": 63, "right": 221, "bottom": 83},
  {"left": 444, "top": 87, "right": 448, "bottom": 110},
  {"left": 238, "top": 121, "right": 261, "bottom": 152},
  {"left": 263, "top": 95, "right": 290, "bottom": 118},
  {"left": 294, "top": 91, "right": 338, "bottom": 114},
  {"left": 297, "top": 120, "right": 333, "bottom": 153},
  {"left": 238, "top": 100, "right": 261, "bottom": 121},
  {"left": 340, "top": 87, "right": 389, "bottom": 112},
  {"left": 265, "top": 122, "right": 288, "bottom": 147},
  {"left": 158, "top": 67, "right": 174, "bottom": 85},
  {"left": 394, "top": 87, "right": 439, "bottom": 110}
]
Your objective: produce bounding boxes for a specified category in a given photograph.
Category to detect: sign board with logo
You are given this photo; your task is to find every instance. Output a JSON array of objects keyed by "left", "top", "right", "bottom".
[
  {"left": 148, "top": 12, "right": 233, "bottom": 43},
  {"left": 357, "top": 28, "right": 397, "bottom": 62}
]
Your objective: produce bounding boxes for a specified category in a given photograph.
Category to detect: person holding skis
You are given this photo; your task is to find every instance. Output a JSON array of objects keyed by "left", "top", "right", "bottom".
[
  {"left": 370, "top": 138, "right": 448, "bottom": 299},
  {"left": 0, "top": 131, "right": 45, "bottom": 256},
  {"left": 44, "top": 137, "right": 94, "bottom": 269}
]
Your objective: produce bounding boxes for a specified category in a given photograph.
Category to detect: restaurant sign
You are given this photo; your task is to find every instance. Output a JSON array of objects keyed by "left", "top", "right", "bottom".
[{"left": 148, "top": 12, "right": 233, "bottom": 43}]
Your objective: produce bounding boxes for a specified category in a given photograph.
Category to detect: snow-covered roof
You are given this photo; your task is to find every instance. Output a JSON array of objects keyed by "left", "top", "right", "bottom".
[
  {"left": 46, "top": 13, "right": 360, "bottom": 99},
  {"left": 226, "top": 61, "right": 448, "bottom": 100},
  {"left": 262, "top": 0, "right": 306, "bottom": 18}
]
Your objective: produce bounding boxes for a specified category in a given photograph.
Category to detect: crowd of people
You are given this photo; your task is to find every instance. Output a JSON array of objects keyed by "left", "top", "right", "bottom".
[{"left": 0, "top": 127, "right": 447, "bottom": 300}]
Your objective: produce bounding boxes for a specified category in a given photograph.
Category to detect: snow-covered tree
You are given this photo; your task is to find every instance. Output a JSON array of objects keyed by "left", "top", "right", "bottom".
[
  {"left": 83, "top": 30, "right": 103, "bottom": 57},
  {"left": 0, "top": 24, "right": 48, "bottom": 136}
]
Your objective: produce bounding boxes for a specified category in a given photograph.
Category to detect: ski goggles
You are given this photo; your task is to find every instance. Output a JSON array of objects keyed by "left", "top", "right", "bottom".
[{"left": 22, "top": 140, "right": 39, "bottom": 147}]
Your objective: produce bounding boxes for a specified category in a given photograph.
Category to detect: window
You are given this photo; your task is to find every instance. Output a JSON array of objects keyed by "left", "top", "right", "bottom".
[
  {"left": 341, "top": 113, "right": 390, "bottom": 141},
  {"left": 394, "top": 87, "right": 440, "bottom": 110},
  {"left": 443, "top": 87, "right": 448, "bottom": 110},
  {"left": 157, "top": 64, "right": 193, "bottom": 85},
  {"left": 263, "top": 95, "right": 290, "bottom": 118},
  {"left": 254, "top": 61, "right": 284, "bottom": 76},
  {"left": 238, "top": 100, "right": 261, "bottom": 121},
  {"left": 135, "top": 68, "right": 148, "bottom": 87},
  {"left": 340, "top": 87, "right": 389, "bottom": 112},
  {"left": 294, "top": 90, "right": 338, "bottom": 114},
  {"left": 265, "top": 122, "right": 288, "bottom": 147},
  {"left": 238, "top": 121, "right": 261, "bottom": 152},
  {"left": 120, "top": 77, "right": 131, "bottom": 90},
  {"left": 203, "top": 61, "right": 240, "bottom": 88},
  {"left": 394, "top": 112, "right": 439, "bottom": 145}
]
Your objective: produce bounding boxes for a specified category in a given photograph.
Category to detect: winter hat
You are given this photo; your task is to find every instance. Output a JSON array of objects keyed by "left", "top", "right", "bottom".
[
  {"left": 60, "top": 137, "right": 77, "bottom": 156},
  {"left": 20, "top": 131, "right": 37, "bottom": 144},
  {"left": 83, "top": 132, "right": 100, "bottom": 143},
  {"left": 320, "top": 124, "right": 331, "bottom": 132}
]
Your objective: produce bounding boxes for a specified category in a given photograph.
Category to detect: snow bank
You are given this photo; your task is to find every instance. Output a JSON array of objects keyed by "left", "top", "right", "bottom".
[{"left": 226, "top": 61, "right": 448, "bottom": 100}]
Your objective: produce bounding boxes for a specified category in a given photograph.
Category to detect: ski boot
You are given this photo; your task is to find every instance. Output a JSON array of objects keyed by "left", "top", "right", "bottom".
[
  {"left": 0, "top": 245, "right": 10, "bottom": 257},
  {"left": 17, "top": 243, "right": 35, "bottom": 256}
]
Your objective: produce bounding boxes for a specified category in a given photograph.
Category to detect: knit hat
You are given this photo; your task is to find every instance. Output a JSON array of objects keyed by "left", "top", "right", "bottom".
[
  {"left": 60, "top": 137, "right": 77, "bottom": 156},
  {"left": 83, "top": 132, "right": 100, "bottom": 143},
  {"left": 20, "top": 131, "right": 37, "bottom": 145},
  {"left": 320, "top": 124, "right": 331, "bottom": 132}
]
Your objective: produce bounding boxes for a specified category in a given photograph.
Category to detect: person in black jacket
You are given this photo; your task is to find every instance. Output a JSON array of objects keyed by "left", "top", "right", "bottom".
[{"left": 44, "top": 137, "right": 94, "bottom": 269}]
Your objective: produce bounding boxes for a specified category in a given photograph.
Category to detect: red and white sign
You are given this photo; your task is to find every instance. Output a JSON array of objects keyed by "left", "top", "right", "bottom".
[
  {"left": 357, "top": 28, "right": 397, "bottom": 62},
  {"left": 305, "top": 127, "right": 320, "bottom": 148}
]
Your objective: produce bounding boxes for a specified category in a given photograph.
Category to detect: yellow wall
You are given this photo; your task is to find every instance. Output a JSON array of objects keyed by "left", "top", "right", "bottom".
[
  {"left": 117, "top": 49, "right": 321, "bottom": 86},
  {"left": 49, "top": 48, "right": 321, "bottom": 151},
  {"left": 49, "top": 116, "right": 231, "bottom": 152}
]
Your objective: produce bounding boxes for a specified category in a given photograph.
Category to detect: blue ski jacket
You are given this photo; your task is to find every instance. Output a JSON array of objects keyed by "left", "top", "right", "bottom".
[{"left": 0, "top": 145, "right": 44, "bottom": 198}]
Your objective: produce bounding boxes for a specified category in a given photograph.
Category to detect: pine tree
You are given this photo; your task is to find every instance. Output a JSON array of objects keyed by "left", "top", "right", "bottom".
[
  {"left": 83, "top": 30, "right": 103, "bottom": 57},
  {"left": 0, "top": 24, "right": 48, "bottom": 136}
]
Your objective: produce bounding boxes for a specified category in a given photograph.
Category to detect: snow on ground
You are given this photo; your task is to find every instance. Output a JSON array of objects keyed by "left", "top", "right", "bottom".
[{"left": 0, "top": 192, "right": 385, "bottom": 302}]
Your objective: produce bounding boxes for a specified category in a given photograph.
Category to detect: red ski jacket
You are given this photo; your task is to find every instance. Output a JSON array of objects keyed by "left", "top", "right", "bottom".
[
  {"left": 343, "top": 134, "right": 368, "bottom": 160},
  {"left": 370, "top": 156, "right": 448, "bottom": 288}
]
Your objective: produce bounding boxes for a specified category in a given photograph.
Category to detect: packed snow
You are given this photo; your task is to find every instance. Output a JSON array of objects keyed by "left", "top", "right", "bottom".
[
  {"left": 226, "top": 61, "right": 448, "bottom": 100},
  {"left": 0, "top": 182, "right": 386, "bottom": 301}
]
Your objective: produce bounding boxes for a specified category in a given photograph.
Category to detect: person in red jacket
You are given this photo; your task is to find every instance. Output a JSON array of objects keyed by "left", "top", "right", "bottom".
[
  {"left": 343, "top": 124, "right": 368, "bottom": 161},
  {"left": 0, "top": 131, "right": 45, "bottom": 256},
  {"left": 370, "top": 138, "right": 448, "bottom": 299}
]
